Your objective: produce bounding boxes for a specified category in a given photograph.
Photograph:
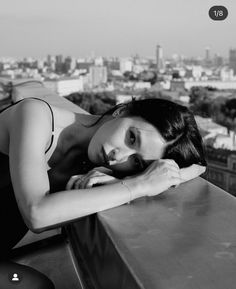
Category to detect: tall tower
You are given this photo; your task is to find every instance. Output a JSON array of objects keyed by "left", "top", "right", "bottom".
[
  {"left": 205, "top": 47, "right": 211, "bottom": 67},
  {"left": 55, "top": 55, "right": 64, "bottom": 73},
  {"left": 229, "top": 49, "right": 236, "bottom": 75},
  {"left": 156, "top": 44, "right": 164, "bottom": 73},
  {"left": 205, "top": 47, "right": 210, "bottom": 61}
]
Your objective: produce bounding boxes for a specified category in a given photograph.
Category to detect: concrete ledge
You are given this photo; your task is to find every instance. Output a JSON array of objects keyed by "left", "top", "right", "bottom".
[{"left": 66, "top": 178, "right": 236, "bottom": 289}]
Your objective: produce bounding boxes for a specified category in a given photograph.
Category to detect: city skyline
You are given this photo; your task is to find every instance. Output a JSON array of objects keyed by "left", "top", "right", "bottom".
[
  {"left": 0, "top": 47, "right": 234, "bottom": 62},
  {"left": 0, "top": 0, "right": 235, "bottom": 58}
]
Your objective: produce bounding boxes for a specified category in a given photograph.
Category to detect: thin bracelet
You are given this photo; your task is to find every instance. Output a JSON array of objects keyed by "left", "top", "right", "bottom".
[{"left": 121, "top": 180, "right": 132, "bottom": 204}]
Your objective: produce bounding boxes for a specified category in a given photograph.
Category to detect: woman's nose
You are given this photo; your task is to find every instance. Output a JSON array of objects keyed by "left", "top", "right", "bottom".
[{"left": 108, "top": 148, "right": 134, "bottom": 165}]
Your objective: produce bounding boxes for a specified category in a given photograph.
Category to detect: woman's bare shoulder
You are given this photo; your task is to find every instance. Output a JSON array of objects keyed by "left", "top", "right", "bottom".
[
  {"left": 10, "top": 98, "right": 52, "bottom": 128},
  {"left": 8, "top": 99, "right": 54, "bottom": 147},
  {"left": 1, "top": 98, "right": 53, "bottom": 120},
  {"left": 0, "top": 99, "right": 54, "bottom": 153}
]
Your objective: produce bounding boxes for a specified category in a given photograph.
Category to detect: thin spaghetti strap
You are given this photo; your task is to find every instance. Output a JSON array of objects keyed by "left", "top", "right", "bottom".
[
  {"left": 0, "top": 97, "right": 55, "bottom": 153},
  {"left": 29, "top": 98, "right": 54, "bottom": 134},
  {"left": 27, "top": 97, "right": 55, "bottom": 153}
]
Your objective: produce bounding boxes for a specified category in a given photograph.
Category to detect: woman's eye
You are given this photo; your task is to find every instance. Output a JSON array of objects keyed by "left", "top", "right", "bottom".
[{"left": 129, "top": 130, "right": 136, "bottom": 145}]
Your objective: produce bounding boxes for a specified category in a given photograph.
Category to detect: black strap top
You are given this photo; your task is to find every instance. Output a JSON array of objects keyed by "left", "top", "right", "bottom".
[{"left": 0, "top": 97, "right": 55, "bottom": 153}]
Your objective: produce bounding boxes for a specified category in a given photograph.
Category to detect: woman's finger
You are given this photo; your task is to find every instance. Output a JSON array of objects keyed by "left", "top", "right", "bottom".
[
  {"left": 169, "top": 176, "right": 182, "bottom": 188},
  {"left": 91, "top": 166, "right": 114, "bottom": 175},
  {"left": 169, "top": 169, "right": 181, "bottom": 179},
  {"left": 74, "top": 177, "right": 86, "bottom": 189},
  {"left": 165, "top": 164, "right": 180, "bottom": 175},
  {"left": 66, "top": 175, "right": 84, "bottom": 190},
  {"left": 162, "top": 159, "right": 179, "bottom": 169},
  {"left": 180, "top": 164, "right": 206, "bottom": 182},
  {"left": 84, "top": 175, "right": 117, "bottom": 188},
  {"left": 66, "top": 169, "right": 118, "bottom": 190},
  {"left": 68, "top": 171, "right": 104, "bottom": 189},
  {"left": 147, "top": 175, "right": 182, "bottom": 196},
  {"left": 79, "top": 171, "right": 106, "bottom": 188},
  {"left": 72, "top": 174, "right": 116, "bottom": 189}
]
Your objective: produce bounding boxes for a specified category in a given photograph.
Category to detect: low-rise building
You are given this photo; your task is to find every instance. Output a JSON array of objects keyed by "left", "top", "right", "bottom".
[
  {"left": 171, "top": 79, "right": 236, "bottom": 90},
  {"left": 204, "top": 146, "right": 236, "bottom": 196},
  {"left": 44, "top": 77, "right": 84, "bottom": 96},
  {"left": 89, "top": 66, "right": 107, "bottom": 88},
  {"left": 184, "top": 80, "right": 236, "bottom": 90},
  {"left": 195, "top": 116, "right": 228, "bottom": 139}
]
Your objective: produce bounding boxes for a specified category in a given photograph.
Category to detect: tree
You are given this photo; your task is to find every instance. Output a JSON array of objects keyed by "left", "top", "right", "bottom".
[
  {"left": 139, "top": 71, "right": 157, "bottom": 85},
  {"left": 123, "top": 71, "right": 138, "bottom": 81},
  {"left": 189, "top": 86, "right": 210, "bottom": 105},
  {"left": 65, "top": 92, "right": 116, "bottom": 114},
  {"left": 213, "top": 98, "right": 236, "bottom": 147},
  {"left": 189, "top": 86, "right": 212, "bottom": 118}
]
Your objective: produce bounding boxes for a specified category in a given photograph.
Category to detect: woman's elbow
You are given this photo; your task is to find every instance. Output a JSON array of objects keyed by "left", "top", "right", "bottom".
[
  {"left": 24, "top": 205, "right": 46, "bottom": 234},
  {"left": 29, "top": 225, "right": 45, "bottom": 234}
]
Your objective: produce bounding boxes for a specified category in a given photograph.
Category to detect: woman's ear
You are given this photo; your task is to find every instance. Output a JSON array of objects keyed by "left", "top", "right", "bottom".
[{"left": 112, "top": 106, "right": 127, "bottom": 118}]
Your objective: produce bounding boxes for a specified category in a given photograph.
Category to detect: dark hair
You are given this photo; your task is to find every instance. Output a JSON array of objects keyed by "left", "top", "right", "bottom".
[{"left": 87, "top": 98, "right": 207, "bottom": 169}]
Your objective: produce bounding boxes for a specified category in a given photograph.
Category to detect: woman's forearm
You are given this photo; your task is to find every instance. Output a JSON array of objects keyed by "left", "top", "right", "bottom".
[{"left": 32, "top": 177, "right": 144, "bottom": 233}]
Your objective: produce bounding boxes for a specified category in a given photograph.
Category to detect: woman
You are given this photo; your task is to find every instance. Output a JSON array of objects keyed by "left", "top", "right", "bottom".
[{"left": 0, "top": 97, "right": 206, "bottom": 287}]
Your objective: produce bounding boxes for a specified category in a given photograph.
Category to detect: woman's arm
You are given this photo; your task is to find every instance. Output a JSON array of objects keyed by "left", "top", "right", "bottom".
[
  {"left": 34, "top": 159, "right": 206, "bottom": 233},
  {"left": 30, "top": 160, "right": 184, "bottom": 233},
  {"left": 33, "top": 178, "right": 142, "bottom": 232},
  {"left": 9, "top": 99, "right": 53, "bottom": 230}
]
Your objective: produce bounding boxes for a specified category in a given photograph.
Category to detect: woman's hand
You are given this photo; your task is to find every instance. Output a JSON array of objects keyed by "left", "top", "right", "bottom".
[
  {"left": 66, "top": 167, "right": 119, "bottom": 190},
  {"left": 138, "top": 159, "right": 182, "bottom": 197},
  {"left": 180, "top": 164, "right": 206, "bottom": 182},
  {"left": 137, "top": 159, "right": 206, "bottom": 197}
]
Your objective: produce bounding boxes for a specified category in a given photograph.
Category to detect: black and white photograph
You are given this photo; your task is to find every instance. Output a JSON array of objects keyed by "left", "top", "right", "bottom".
[{"left": 0, "top": 0, "right": 235, "bottom": 288}]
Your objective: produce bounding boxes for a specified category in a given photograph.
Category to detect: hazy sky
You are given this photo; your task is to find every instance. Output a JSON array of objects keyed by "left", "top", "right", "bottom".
[{"left": 0, "top": 0, "right": 235, "bottom": 58}]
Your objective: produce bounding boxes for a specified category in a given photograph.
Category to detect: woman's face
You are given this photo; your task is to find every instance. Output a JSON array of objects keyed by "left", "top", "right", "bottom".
[{"left": 88, "top": 115, "right": 167, "bottom": 175}]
